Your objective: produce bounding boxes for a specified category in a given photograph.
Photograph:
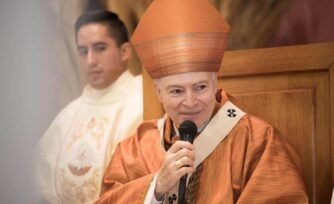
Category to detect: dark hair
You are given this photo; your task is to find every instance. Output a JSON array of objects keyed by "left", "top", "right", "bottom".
[{"left": 75, "top": 10, "right": 129, "bottom": 46}]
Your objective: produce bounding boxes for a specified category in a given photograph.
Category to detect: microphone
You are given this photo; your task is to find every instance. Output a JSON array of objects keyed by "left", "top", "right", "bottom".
[{"left": 177, "top": 120, "right": 197, "bottom": 204}]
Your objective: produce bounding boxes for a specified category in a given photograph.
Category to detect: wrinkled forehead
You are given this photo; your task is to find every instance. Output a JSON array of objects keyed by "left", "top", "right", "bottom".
[{"left": 155, "top": 72, "right": 216, "bottom": 88}]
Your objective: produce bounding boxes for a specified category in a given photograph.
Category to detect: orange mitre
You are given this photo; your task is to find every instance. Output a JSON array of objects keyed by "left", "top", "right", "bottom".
[{"left": 131, "top": 0, "right": 231, "bottom": 79}]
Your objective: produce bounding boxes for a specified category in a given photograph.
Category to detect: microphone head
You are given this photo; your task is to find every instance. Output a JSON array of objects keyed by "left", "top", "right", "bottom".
[{"left": 178, "top": 120, "right": 197, "bottom": 144}]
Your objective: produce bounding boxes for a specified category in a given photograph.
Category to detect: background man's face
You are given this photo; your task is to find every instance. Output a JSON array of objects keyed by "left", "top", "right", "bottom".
[
  {"left": 155, "top": 72, "right": 217, "bottom": 129},
  {"left": 76, "top": 23, "right": 130, "bottom": 89}
]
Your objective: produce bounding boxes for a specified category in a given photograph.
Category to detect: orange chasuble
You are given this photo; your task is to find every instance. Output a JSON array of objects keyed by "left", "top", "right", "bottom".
[{"left": 96, "top": 91, "right": 308, "bottom": 204}]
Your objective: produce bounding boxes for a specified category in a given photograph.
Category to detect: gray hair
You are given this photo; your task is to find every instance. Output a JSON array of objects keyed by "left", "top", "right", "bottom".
[{"left": 154, "top": 72, "right": 217, "bottom": 89}]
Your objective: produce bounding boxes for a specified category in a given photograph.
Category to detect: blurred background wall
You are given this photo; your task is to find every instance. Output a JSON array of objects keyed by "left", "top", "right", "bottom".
[
  {"left": 0, "top": 1, "right": 50, "bottom": 203},
  {"left": 0, "top": 0, "right": 333, "bottom": 203}
]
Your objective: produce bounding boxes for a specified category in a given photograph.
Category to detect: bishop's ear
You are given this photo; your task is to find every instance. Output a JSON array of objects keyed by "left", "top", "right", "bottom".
[{"left": 153, "top": 80, "right": 163, "bottom": 102}]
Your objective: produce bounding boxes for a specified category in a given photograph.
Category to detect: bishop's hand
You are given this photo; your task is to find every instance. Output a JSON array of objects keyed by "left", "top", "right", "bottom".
[{"left": 154, "top": 141, "right": 195, "bottom": 200}]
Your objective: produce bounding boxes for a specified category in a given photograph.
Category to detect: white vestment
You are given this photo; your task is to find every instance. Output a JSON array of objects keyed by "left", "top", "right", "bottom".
[{"left": 35, "top": 71, "right": 143, "bottom": 203}]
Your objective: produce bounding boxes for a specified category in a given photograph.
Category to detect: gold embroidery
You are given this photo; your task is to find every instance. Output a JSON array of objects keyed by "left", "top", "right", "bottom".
[
  {"left": 67, "top": 144, "right": 94, "bottom": 177},
  {"left": 59, "top": 168, "right": 101, "bottom": 203},
  {"left": 58, "top": 114, "right": 110, "bottom": 203},
  {"left": 68, "top": 116, "right": 109, "bottom": 149}
]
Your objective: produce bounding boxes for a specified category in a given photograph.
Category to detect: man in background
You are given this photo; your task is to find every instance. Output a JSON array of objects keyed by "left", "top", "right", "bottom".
[{"left": 35, "top": 10, "right": 143, "bottom": 203}]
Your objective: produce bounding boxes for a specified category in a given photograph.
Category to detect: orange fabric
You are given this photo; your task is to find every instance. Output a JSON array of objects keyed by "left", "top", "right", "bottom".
[
  {"left": 97, "top": 121, "right": 165, "bottom": 203},
  {"left": 131, "top": 0, "right": 230, "bottom": 79},
  {"left": 97, "top": 91, "right": 308, "bottom": 203},
  {"left": 196, "top": 116, "right": 308, "bottom": 203}
]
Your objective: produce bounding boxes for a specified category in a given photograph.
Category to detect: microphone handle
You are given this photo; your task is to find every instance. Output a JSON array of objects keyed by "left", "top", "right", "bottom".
[
  {"left": 177, "top": 174, "right": 188, "bottom": 204},
  {"left": 178, "top": 131, "right": 195, "bottom": 204}
]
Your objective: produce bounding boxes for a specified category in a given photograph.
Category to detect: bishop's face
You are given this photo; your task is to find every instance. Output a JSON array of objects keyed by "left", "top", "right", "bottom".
[{"left": 154, "top": 72, "right": 217, "bottom": 129}]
